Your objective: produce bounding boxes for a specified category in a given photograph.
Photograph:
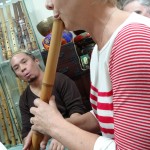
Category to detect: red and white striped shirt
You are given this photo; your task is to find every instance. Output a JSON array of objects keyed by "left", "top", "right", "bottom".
[{"left": 91, "top": 13, "right": 150, "bottom": 150}]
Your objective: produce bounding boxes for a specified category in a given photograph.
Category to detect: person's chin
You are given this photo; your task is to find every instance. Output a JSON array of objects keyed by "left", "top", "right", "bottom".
[{"left": 28, "top": 77, "right": 37, "bottom": 83}]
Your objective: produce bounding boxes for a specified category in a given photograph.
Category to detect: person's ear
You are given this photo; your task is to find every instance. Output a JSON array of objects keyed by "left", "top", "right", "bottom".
[{"left": 35, "top": 58, "right": 40, "bottom": 65}]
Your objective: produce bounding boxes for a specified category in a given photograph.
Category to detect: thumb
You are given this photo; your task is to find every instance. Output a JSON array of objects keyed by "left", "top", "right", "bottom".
[
  {"left": 40, "top": 141, "right": 46, "bottom": 150},
  {"left": 49, "top": 95, "right": 56, "bottom": 108}
]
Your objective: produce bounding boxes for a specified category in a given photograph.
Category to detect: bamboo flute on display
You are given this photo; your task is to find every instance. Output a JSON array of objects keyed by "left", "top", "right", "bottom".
[
  {"left": 0, "top": 8, "right": 12, "bottom": 59},
  {"left": 18, "top": 1, "right": 38, "bottom": 51},
  {"left": 30, "top": 19, "right": 64, "bottom": 150},
  {"left": 6, "top": 5, "right": 25, "bottom": 96},
  {"left": 19, "top": 1, "right": 38, "bottom": 50},
  {"left": 0, "top": 87, "right": 16, "bottom": 146},
  {"left": 1, "top": 73, "right": 22, "bottom": 144},
  {"left": 16, "top": 78, "right": 24, "bottom": 95},
  {"left": 0, "top": 101, "right": 10, "bottom": 146},
  {"left": 12, "top": 2, "right": 25, "bottom": 50},
  {"left": 3, "top": 81, "right": 22, "bottom": 144},
  {"left": 14, "top": 1, "right": 32, "bottom": 51},
  {"left": 6, "top": 5, "right": 19, "bottom": 53},
  {"left": 0, "top": 23, "right": 7, "bottom": 60}
]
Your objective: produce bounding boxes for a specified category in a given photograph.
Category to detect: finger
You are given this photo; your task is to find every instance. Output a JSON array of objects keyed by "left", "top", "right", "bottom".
[
  {"left": 49, "top": 96, "right": 57, "bottom": 109},
  {"left": 22, "top": 131, "right": 32, "bottom": 150},
  {"left": 33, "top": 98, "right": 41, "bottom": 107},
  {"left": 61, "top": 145, "right": 65, "bottom": 150},
  {"left": 40, "top": 135, "right": 49, "bottom": 150},
  {"left": 56, "top": 143, "right": 64, "bottom": 150},
  {"left": 30, "top": 106, "right": 37, "bottom": 115},
  {"left": 49, "top": 139, "right": 59, "bottom": 150},
  {"left": 40, "top": 142, "right": 46, "bottom": 150},
  {"left": 49, "top": 95, "right": 55, "bottom": 104},
  {"left": 56, "top": 145, "right": 63, "bottom": 150},
  {"left": 23, "top": 139, "right": 32, "bottom": 150},
  {"left": 52, "top": 143, "right": 57, "bottom": 150},
  {"left": 30, "top": 117, "right": 34, "bottom": 125}
]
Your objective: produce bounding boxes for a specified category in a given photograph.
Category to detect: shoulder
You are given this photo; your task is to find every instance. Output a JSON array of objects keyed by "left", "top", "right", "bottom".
[
  {"left": 56, "top": 72, "right": 69, "bottom": 79},
  {"left": 20, "top": 85, "right": 30, "bottom": 98},
  {"left": 111, "top": 23, "right": 150, "bottom": 57},
  {"left": 115, "top": 23, "right": 150, "bottom": 43},
  {"left": 110, "top": 23, "right": 150, "bottom": 77},
  {"left": 19, "top": 86, "right": 30, "bottom": 105},
  {"left": 55, "top": 72, "right": 72, "bottom": 83}
]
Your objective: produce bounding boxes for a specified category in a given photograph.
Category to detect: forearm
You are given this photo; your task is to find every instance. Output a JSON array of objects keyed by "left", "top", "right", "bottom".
[
  {"left": 49, "top": 119, "right": 115, "bottom": 150},
  {"left": 49, "top": 118, "right": 99, "bottom": 150},
  {"left": 67, "top": 112, "right": 100, "bottom": 133}
]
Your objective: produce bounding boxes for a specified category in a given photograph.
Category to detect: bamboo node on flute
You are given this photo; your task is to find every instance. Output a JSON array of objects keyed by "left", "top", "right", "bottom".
[{"left": 42, "top": 83, "right": 53, "bottom": 88}]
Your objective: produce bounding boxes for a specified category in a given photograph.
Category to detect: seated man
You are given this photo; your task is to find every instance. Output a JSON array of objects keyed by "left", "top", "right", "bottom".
[{"left": 10, "top": 51, "right": 86, "bottom": 150}]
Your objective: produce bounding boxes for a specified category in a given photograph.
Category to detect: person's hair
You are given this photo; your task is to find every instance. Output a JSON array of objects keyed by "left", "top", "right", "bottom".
[{"left": 121, "top": 0, "right": 150, "bottom": 11}]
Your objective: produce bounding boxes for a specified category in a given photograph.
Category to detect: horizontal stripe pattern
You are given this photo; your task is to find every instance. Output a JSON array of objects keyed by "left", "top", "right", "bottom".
[
  {"left": 110, "top": 23, "right": 150, "bottom": 150},
  {"left": 90, "top": 84, "right": 114, "bottom": 138},
  {"left": 90, "top": 20, "right": 150, "bottom": 149}
]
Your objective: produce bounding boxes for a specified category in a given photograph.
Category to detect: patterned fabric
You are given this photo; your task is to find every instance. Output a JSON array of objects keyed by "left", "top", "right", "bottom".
[
  {"left": 42, "top": 31, "right": 73, "bottom": 51},
  {"left": 91, "top": 13, "right": 150, "bottom": 149},
  {"left": 74, "top": 32, "right": 90, "bottom": 42}
]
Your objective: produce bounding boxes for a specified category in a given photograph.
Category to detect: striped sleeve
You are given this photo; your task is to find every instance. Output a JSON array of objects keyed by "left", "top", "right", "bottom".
[{"left": 110, "top": 23, "right": 150, "bottom": 149}]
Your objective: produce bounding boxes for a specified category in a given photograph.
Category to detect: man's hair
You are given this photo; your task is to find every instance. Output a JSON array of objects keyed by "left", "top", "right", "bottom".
[{"left": 10, "top": 51, "right": 36, "bottom": 61}]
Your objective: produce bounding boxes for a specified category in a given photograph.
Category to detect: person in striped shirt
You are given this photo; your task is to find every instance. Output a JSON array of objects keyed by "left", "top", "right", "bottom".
[{"left": 29, "top": 0, "right": 150, "bottom": 150}]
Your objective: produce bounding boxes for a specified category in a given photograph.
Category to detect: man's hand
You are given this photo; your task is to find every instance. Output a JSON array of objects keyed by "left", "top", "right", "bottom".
[
  {"left": 23, "top": 131, "right": 51, "bottom": 150},
  {"left": 30, "top": 96, "right": 63, "bottom": 136},
  {"left": 23, "top": 131, "right": 32, "bottom": 150}
]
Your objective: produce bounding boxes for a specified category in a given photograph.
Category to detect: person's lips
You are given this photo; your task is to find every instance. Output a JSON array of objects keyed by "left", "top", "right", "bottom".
[
  {"left": 25, "top": 73, "right": 31, "bottom": 78},
  {"left": 53, "top": 11, "right": 60, "bottom": 19}
]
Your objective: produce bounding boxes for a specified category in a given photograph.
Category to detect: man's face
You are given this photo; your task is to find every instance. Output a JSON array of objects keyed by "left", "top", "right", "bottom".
[
  {"left": 45, "top": 0, "right": 85, "bottom": 31},
  {"left": 123, "top": 1, "right": 150, "bottom": 18},
  {"left": 10, "top": 53, "right": 40, "bottom": 82}
]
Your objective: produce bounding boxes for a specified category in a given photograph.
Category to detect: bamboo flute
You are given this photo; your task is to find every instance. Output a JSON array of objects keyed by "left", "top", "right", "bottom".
[
  {"left": 6, "top": 5, "right": 18, "bottom": 53},
  {"left": 12, "top": 2, "right": 25, "bottom": 50},
  {"left": 0, "top": 87, "right": 16, "bottom": 146},
  {"left": 30, "top": 19, "right": 64, "bottom": 150},
  {"left": 16, "top": 78, "right": 24, "bottom": 95},
  {"left": 19, "top": 1, "right": 38, "bottom": 50},
  {"left": 0, "top": 23, "right": 7, "bottom": 60},
  {"left": 0, "top": 8, "right": 12, "bottom": 59},
  {"left": 2, "top": 80, "right": 22, "bottom": 144},
  {"left": 0, "top": 101, "right": 10, "bottom": 147}
]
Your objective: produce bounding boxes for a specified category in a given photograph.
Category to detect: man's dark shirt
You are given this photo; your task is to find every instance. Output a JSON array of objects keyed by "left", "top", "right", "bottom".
[{"left": 19, "top": 72, "right": 85, "bottom": 139}]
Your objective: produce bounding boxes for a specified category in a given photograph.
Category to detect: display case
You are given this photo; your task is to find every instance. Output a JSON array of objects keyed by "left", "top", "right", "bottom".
[
  {"left": 0, "top": 50, "right": 45, "bottom": 148},
  {"left": 0, "top": 0, "right": 45, "bottom": 148}
]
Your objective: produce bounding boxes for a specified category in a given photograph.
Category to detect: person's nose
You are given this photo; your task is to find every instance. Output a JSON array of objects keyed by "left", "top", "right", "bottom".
[
  {"left": 20, "top": 64, "right": 26, "bottom": 72},
  {"left": 45, "top": 0, "right": 54, "bottom": 10}
]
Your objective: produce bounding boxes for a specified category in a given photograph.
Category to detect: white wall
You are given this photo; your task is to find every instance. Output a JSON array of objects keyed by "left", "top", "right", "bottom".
[{"left": 23, "top": 0, "right": 53, "bottom": 50}]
